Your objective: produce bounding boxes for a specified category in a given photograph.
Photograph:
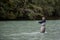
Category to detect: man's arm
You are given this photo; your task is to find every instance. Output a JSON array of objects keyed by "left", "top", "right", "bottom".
[{"left": 38, "top": 20, "right": 46, "bottom": 24}]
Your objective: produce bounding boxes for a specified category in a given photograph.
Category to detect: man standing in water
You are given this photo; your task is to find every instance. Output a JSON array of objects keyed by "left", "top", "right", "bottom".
[{"left": 39, "top": 16, "right": 46, "bottom": 33}]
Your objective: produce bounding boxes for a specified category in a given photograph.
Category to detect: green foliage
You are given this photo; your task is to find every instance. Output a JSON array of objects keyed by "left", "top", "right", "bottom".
[{"left": 0, "top": 0, "right": 60, "bottom": 20}]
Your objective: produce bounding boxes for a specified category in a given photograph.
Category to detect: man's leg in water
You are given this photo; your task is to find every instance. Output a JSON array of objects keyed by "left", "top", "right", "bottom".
[{"left": 40, "top": 26, "right": 45, "bottom": 33}]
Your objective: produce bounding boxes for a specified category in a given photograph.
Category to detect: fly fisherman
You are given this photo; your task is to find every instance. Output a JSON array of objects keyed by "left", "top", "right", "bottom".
[{"left": 39, "top": 16, "right": 46, "bottom": 33}]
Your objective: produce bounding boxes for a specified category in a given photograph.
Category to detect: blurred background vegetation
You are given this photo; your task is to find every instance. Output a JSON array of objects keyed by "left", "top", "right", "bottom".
[{"left": 0, "top": 0, "right": 60, "bottom": 20}]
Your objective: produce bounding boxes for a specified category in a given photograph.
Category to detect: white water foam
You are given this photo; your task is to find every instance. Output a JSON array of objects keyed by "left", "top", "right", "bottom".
[
  {"left": 22, "top": 31, "right": 47, "bottom": 34},
  {"left": 2, "top": 32, "right": 47, "bottom": 40},
  {"left": 6, "top": 32, "right": 40, "bottom": 36},
  {"left": 22, "top": 32, "right": 40, "bottom": 35},
  {"left": 3, "top": 31, "right": 47, "bottom": 36}
]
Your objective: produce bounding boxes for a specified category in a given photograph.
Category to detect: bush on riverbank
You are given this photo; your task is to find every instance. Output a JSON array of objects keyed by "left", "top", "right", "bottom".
[{"left": 0, "top": 0, "right": 60, "bottom": 20}]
